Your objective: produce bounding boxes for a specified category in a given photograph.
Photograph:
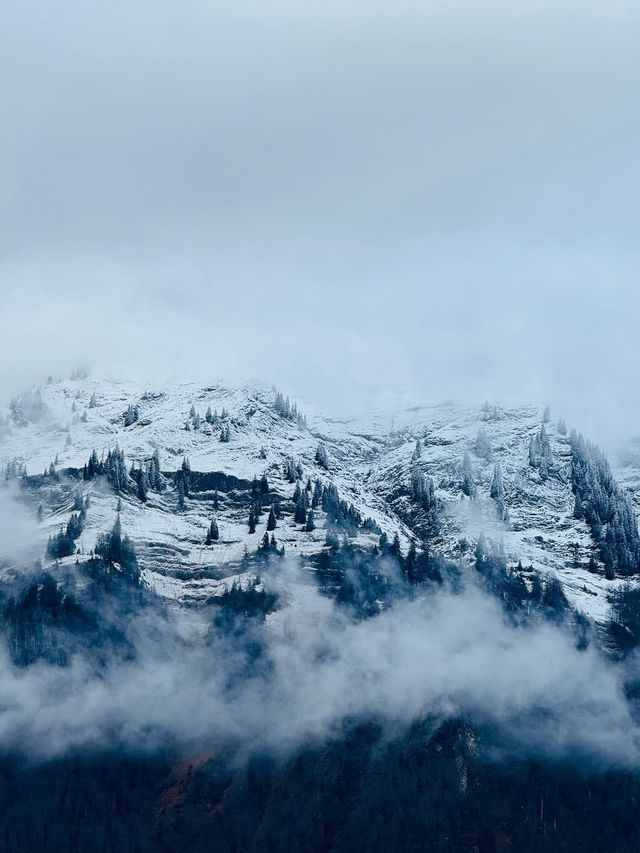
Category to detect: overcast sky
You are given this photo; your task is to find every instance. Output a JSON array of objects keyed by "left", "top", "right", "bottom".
[{"left": 2, "top": 0, "right": 639, "bottom": 443}]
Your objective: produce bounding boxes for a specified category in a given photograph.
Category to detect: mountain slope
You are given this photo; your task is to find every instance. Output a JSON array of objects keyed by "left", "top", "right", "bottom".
[{"left": 1, "top": 376, "right": 639, "bottom": 621}]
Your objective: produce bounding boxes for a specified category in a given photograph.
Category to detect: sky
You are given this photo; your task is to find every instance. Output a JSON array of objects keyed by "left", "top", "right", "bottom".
[{"left": 2, "top": 0, "right": 639, "bottom": 444}]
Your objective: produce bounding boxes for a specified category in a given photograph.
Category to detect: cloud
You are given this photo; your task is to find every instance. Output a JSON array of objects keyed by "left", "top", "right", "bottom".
[
  {"left": 0, "top": 1, "right": 639, "bottom": 443},
  {"left": 0, "top": 563, "right": 637, "bottom": 769},
  {"left": 0, "top": 486, "right": 46, "bottom": 566}
]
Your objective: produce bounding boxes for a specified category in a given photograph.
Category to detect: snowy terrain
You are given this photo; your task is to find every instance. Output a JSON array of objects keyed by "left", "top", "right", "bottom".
[{"left": 1, "top": 375, "right": 639, "bottom": 622}]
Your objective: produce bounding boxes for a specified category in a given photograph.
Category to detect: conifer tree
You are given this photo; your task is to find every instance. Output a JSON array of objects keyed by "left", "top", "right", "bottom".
[
  {"left": 315, "top": 442, "right": 329, "bottom": 470},
  {"left": 462, "top": 452, "right": 476, "bottom": 497},
  {"left": 474, "top": 428, "right": 492, "bottom": 461},
  {"left": 294, "top": 496, "right": 307, "bottom": 524},
  {"left": 210, "top": 518, "right": 219, "bottom": 541},
  {"left": 390, "top": 532, "right": 402, "bottom": 559},
  {"left": 490, "top": 462, "right": 505, "bottom": 516},
  {"left": 405, "top": 542, "right": 417, "bottom": 583},
  {"left": 137, "top": 466, "right": 149, "bottom": 502}
]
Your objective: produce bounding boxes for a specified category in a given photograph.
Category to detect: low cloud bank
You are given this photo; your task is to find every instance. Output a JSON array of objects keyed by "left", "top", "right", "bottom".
[{"left": 0, "top": 564, "right": 637, "bottom": 768}]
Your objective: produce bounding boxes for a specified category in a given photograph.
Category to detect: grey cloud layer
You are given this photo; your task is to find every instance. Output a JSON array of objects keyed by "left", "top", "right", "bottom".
[
  {"left": 0, "top": 570, "right": 637, "bottom": 767},
  {"left": 1, "top": 0, "right": 639, "bottom": 442}
]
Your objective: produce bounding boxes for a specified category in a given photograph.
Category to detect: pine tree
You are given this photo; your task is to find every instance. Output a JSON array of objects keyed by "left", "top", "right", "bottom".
[
  {"left": 474, "top": 428, "right": 492, "bottom": 461},
  {"left": 305, "top": 509, "right": 315, "bottom": 532},
  {"left": 490, "top": 462, "right": 505, "bottom": 516},
  {"left": 390, "top": 533, "right": 402, "bottom": 559},
  {"left": 530, "top": 572, "right": 543, "bottom": 603},
  {"left": 123, "top": 404, "right": 139, "bottom": 427},
  {"left": 543, "top": 405, "right": 551, "bottom": 423},
  {"left": 248, "top": 509, "right": 256, "bottom": 534},
  {"left": 405, "top": 542, "right": 417, "bottom": 583},
  {"left": 206, "top": 519, "right": 219, "bottom": 544},
  {"left": 462, "top": 452, "right": 476, "bottom": 497},
  {"left": 573, "top": 492, "right": 583, "bottom": 519},
  {"left": 267, "top": 506, "right": 277, "bottom": 531},
  {"left": 181, "top": 457, "right": 191, "bottom": 495},
  {"left": 529, "top": 425, "right": 553, "bottom": 478},
  {"left": 137, "top": 466, "right": 149, "bottom": 502},
  {"left": 294, "top": 496, "right": 307, "bottom": 525},
  {"left": 315, "top": 442, "right": 329, "bottom": 470},
  {"left": 412, "top": 439, "right": 422, "bottom": 461},
  {"left": 105, "top": 445, "right": 129, "bottom": 493},
  {"left": 89, "top": 392, "right": 97, "bottom": 408},
  {"left": 149, "top": 449, "right": 164, "bottom": 491}
]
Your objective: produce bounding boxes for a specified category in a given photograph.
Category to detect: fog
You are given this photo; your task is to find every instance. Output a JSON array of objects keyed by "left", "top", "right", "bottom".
[
  {"left": 0, "top": 561, "right": 636, "bottom": 769},
  {"left": 1, "top": 0, "right": 640, "bottom": 446}
]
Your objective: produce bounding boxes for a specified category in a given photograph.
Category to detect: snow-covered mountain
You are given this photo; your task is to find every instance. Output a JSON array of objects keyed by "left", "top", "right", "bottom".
[{"left": 2, "top": 375, "right": 639, "bottom": 622}]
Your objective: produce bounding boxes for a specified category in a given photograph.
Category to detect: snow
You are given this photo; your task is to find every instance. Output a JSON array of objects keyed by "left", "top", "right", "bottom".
[{"left": 1, "top": 377, "right": 639, "bottom": 623}]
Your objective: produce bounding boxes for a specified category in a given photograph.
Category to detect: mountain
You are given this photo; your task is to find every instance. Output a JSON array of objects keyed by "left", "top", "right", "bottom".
[
  {"left": 2, "top": 375, "right": 640, "bottom": 624},
  {"left": 5, "top": 375, "right": 640, "bottom": 851}
]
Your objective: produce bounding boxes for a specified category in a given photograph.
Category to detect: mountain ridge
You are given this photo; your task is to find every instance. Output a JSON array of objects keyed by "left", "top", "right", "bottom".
[{"left": 2, "top": 375, "right": 639, "bottom": 622}]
